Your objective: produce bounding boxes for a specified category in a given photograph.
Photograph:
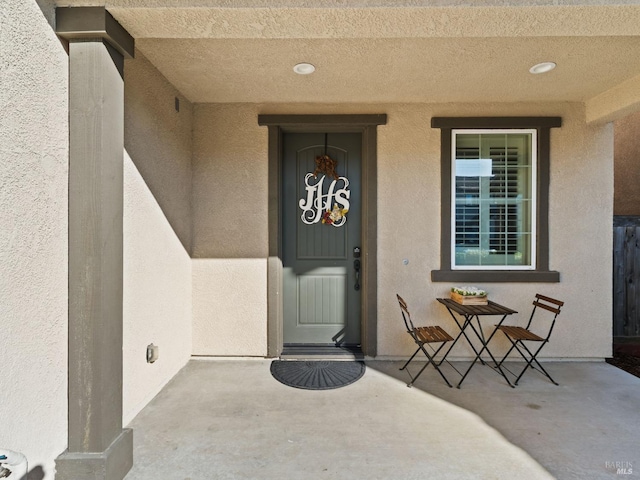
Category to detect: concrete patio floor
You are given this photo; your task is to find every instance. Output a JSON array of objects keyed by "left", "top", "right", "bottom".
[{"left": 125, "top": 359, "right": 639, "bottom": 479}]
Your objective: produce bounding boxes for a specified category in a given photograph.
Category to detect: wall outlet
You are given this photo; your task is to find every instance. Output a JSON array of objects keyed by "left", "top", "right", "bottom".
[{"left": 146, "top": 343, "right": 159, "bottom": 363}]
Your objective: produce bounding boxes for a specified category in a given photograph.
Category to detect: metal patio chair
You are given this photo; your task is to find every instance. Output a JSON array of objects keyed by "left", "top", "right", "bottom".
[
  {"left": 495, "top": 293, "right": 564, "bottom": 386},
  {"left": 397, "top": 294, "right": 454, "bottom": 388}
]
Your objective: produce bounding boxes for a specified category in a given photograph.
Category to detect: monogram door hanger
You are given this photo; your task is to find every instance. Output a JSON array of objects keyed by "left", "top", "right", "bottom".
[{"left": 298, "top": 135, "right": 351, "bottom": 227}]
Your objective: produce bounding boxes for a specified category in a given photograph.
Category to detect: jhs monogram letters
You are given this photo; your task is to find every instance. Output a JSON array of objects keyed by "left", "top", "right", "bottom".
[{"left": 299, "top": 173, "right": 350, "bottom": 227}]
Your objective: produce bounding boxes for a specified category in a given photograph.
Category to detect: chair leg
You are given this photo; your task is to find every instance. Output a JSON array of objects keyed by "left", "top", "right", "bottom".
[
  {"left": 421, "top": 343, "right": 453, "bottom": 388},
  {"left": 406, "top": 353, "right": 433, "bottom": 388},
  {"left": 400, "top": 345, "right": 422, "bottom": 371},
  {"left": 529, "top": 357, "right": 557, "bottom": 384},
  {"left": 496, "top": 340, "right": 519, "bottom": 368},
  {"left": 424, "top": 343, "right": 463, "bottom": 376},
  {"left": 403, "top": 342, "right": 452, "bottom": 388},
  {"left": 514, "top": 341, "right": 558, "bottom": 386}
]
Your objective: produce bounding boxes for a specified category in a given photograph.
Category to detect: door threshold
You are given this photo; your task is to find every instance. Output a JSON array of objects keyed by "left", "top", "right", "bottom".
[{"left": 280, "top": 344, "right": 364, "bottom": 361}]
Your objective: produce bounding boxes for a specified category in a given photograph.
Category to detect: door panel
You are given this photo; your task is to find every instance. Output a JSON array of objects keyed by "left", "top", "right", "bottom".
[
  {"left": 282, "top": 133, "right": 361, "bottom": 345},
  {"left": 298, "top": 271, "right": 346, "bottom": 325}
]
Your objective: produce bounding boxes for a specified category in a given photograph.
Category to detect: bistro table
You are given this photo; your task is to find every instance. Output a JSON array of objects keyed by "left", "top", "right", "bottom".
[{"left": 436, "top": 298, "right": 518, "bottom": 388}]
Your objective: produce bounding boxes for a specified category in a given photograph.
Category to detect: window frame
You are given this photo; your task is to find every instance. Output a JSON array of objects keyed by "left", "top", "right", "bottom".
[
  {"left": 451, "top": 128, "right": 537, "bottom": 271},
  {"left": 431, "top": 117, "right": 561, "bottom": 283}
]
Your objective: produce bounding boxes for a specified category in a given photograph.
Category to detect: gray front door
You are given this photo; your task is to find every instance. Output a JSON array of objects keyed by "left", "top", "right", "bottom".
[{"left": 282, "top": 133, "right": 362, "bottom": 346}]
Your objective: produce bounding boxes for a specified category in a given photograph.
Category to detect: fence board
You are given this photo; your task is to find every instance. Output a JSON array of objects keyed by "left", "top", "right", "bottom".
[
  {"left": 634, "top": 226, "right": 640, "bottom": 336},
  {"left": 613, "top": 217, "right": 640, "bottom": 338},
  {"left": 613, "top": 226, "right": 626, "bottom": 336},
  {"left": 624, "top": 227, "right": 636, "bottom": 335}
]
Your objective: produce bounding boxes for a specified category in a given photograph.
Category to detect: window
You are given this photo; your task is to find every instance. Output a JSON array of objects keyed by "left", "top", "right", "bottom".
[
  {"left": 431, "top": 117, "right": 561, "bottom": 283},
  {"left": 453, "top": 130, "right": 536, "bottom": 270}
]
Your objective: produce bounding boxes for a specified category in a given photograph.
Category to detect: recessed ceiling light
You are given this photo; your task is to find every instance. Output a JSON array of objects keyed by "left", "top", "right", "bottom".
[
  {"left": 529, "top": 62, "right": 557, "bottom": 74},
  {"left": 293, "top": 63, "right": 315, "bottom": 75}
]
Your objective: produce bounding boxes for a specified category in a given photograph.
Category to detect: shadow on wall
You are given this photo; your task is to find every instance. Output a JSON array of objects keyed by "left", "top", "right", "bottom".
[
  {"left": 19, "top": 465, "right": 45, "bottom": 480},
  {"left": 35, "top": 0, "right": 55, "bottom": 27},
  {"left": 28, "top": 466, "right": 45, "bottom": 480}
]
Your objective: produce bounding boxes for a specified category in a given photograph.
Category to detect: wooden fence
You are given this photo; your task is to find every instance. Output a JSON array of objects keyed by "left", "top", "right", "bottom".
[{"left": 613, "top": 216, "right": 640, "bottom": 339}]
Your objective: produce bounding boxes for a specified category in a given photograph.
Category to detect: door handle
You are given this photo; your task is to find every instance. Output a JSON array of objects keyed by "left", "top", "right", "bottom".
[{"left": 353, "top": 247, "right": 361, "bottom": 291}]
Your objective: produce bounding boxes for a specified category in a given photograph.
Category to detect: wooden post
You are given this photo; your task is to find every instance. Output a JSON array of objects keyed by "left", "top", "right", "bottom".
[{"left": 55, "top": 8, "right": 134, "bottom": 480}]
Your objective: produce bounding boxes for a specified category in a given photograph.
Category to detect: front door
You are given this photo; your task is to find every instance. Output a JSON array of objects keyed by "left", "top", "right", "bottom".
[{"left": 282, "top": 132, "right": 362, "bottom": 346}]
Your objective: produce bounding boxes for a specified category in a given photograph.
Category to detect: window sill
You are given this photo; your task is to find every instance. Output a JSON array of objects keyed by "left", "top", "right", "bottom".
[{"left": 431, "top": 270, "right": 560, "bottom": 283}]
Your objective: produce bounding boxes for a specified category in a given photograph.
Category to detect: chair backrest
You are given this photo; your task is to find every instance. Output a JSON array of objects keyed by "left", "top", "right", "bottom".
[
  {"left": 526, "top": 293, "right": 564, "bottom": 340},
  {"left": 396, "top": 294, "right": 415, "bottom": 332}
]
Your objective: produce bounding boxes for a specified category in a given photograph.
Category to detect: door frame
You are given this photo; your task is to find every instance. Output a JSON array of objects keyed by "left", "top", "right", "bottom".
[{"left": 258, "top": 114, "right": 387, "bottom": 357}]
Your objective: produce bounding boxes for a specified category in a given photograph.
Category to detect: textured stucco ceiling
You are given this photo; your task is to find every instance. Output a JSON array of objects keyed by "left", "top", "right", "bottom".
[
  {"left": 134, "top": 36, "right": 640, "bottom": 104},
  {"left": 56, "top": 1, "right": 640, "bottom": 114}
]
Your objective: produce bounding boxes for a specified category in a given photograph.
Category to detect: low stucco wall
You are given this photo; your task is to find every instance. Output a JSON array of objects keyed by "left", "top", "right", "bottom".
[
  {"left": 192, "top": 259, "right": 267, "bottom": 356},
  {"left": 0, "top": 1, "right": 68, "bottom": 478},
  {"left": 123, "top": 155, "right": 192, "bottom": 424},
  {"left": 192, "top": 102, "right": 612, "bottom": 360},
  {"left": 122, "top": 52, "right": 194, "bottom": 424}
]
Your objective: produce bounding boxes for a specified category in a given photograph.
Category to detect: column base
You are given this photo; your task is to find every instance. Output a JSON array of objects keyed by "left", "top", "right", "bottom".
[{"left": 55, "top": 428, "right": 133, "bottom": 480}]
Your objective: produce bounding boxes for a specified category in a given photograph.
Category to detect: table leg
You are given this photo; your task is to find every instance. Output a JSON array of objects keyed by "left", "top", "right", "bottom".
[
  {"left": 464, "top": 316, "right": 489, "bottom": 366},
  {"left": 472, "top": 315, "right": 514, "bottom": 388},
  {"left": 440, "top": 310, "right": 484, "bottom": 364},
  {"left": 455, "top": 314, "right": 487, "bottom": 388},
  {"left": 455, "top": 314, "right": 514, "bottom": 388}
]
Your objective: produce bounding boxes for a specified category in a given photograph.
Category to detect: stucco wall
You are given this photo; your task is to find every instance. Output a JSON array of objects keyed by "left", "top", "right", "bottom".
[
  {"left": 192, "top": 259, "right": 267, "bottom": 356},
  {"left": 0, "top": 1, "right": 68, "bottom": 478},
  {"left": 193, "top": 102, "right": 612, "bottom": 359},
  {"left": 192, "top": 104, "right": 268, "bottom": 259},
  {"left": 191, "top": 105, "right": 268, "bottom": 355},
  {"left": 122, "top": 53, "right": 193, "bottom": 424},
  {"left": 125, "top": 51, "right": 194, "bottom": 253},
  {"left": 614, "top": 110, "right": 640, "bottom": 215},
  {"left": 377, "top": 102, "right": 612, "bottom": 360},
  {"left": 123, "top": 155, "right": 192, "bottom": 424}
]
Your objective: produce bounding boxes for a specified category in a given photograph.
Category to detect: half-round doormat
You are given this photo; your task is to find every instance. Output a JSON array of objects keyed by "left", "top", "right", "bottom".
[{"left": 270, "top": 360, "right": 366, "bottom": 390}]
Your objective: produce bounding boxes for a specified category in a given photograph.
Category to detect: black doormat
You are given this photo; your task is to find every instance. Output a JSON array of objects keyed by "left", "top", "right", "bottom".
[{"left": 270, "top": 360, "right": 366, "bottom": 390}]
